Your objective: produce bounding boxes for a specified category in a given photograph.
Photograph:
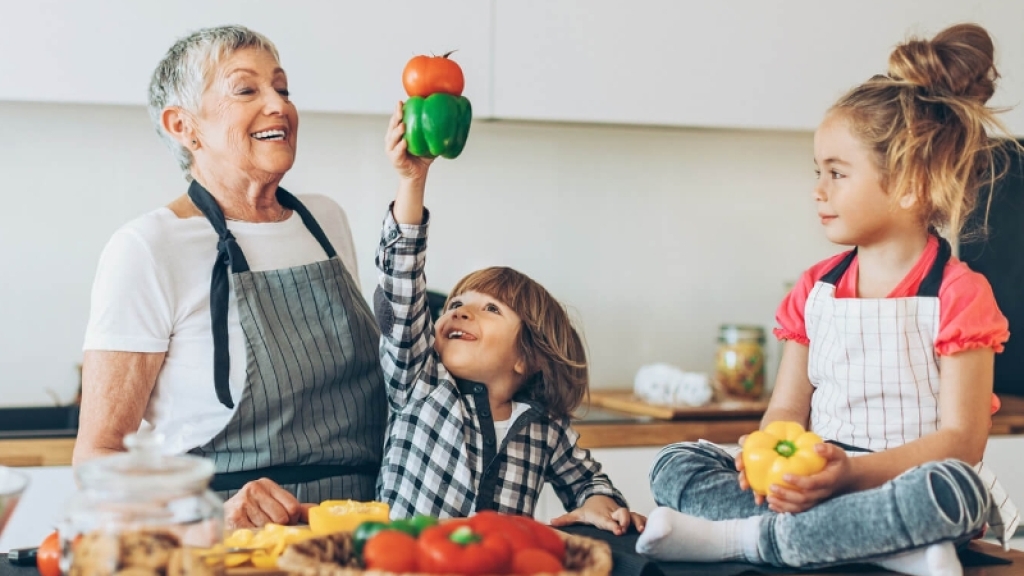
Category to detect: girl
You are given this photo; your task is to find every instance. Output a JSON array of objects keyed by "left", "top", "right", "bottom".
[
  {"left": 635, "top": 23, "right": 1018, "bottom": 576},
  {"left": 373, "top": 103, "right": 646, "bottom": 535}
]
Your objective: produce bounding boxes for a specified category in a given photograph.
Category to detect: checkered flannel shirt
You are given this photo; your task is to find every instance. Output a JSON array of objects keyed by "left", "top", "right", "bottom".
[{"left": 372, "top": 207, "right": 626, "bottom": 520}]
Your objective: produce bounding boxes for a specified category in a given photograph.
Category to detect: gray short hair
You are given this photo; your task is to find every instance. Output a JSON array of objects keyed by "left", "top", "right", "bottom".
[{"left": 147, "top": 25, "right": 281, "bottom": 180}]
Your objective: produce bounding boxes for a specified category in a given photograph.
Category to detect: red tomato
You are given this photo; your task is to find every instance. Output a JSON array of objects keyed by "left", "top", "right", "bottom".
[
  {"left": 508, "top": 516, "right": 565, "bottom": 561},
  {"left": 471, "top": 511, "right": 538, "bottom": 551},
  {"left": 402, "top": 53, "right": 465, "bottom": 97},
  {"left": 363, "top": 530, "right": 418, "bottom": 572},
  {"left": 37, "top": 531, "right": 61, "bottom": 576},
  {"left": 512, "top": 548, "right": 564, "bottom": 576}
]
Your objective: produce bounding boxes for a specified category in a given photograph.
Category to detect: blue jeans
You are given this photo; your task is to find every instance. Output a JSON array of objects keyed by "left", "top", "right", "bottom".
[{"left": 649, "top": 441, "right": 992, "bottom": 569}]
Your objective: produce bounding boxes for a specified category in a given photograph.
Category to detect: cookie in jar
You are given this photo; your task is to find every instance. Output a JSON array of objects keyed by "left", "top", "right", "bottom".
[
  {"left": 62, "top": 432, "right": 224, "bottom": 575},
  {"left": 714, "top": 325, "right": 766, "bottom": 400}
]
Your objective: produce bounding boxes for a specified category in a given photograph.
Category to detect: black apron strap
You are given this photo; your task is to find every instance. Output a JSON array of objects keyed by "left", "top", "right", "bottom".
[
  {"left": 277, "top": 188, "right": 337, "bottom": 258},
  {"left": 211, "top": 463, "right": 380, "bottom": 492},
  {"left": 188, "top": 180, "right": 249, "bottom": 409},
  {"left": 818, "top": 236, "right": 951, "bottom": 295},
  {"left": 819, "top": 248, "right": 858, "bottom": 286},
  {"left": 826, "top": 439, "right": 873, "bottom": 453},
  {"left": 916, "top": 236, "right": 952, "bottom": 297}
]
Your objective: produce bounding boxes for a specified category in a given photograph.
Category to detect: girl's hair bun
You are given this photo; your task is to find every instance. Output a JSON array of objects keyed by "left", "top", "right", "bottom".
[{"left": 888, "top": 23, "right": 998, "bottom": 104}]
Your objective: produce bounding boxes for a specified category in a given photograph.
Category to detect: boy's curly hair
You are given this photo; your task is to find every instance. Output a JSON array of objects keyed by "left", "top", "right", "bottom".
[{"left": 446, "top": 267, "right": 588, "bottom": 420}]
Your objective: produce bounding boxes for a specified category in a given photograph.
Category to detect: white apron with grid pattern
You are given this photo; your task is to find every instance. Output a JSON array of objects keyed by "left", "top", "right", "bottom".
[{"left": 804, "top": 246, "right": 1019, "bottom": 547}]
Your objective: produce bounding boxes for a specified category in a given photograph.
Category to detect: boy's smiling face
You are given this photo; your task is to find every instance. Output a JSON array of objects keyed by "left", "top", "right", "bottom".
[{"left": 434, "top": 290, "right": 528, "bottom": 390}]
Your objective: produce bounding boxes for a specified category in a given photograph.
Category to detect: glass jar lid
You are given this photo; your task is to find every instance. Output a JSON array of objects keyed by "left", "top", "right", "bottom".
[
  {"left": 718, "top": 324, "right": 766, "bottom": 345},
  {"left": 75, "top": 431, "right": 214, "bottom": 496}
]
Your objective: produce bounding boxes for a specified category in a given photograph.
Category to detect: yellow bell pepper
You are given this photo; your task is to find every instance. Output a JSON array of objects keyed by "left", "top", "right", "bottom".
[
  {"left": 307, "top": 500, "right": 391, "bottom": 535},
  {"left": 742, "top": 421, "right": 827, "bottom": 496}
]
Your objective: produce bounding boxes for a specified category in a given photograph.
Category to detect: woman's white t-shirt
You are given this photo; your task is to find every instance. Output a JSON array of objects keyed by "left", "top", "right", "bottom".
[{"left": 83, "top": 194, "right": 361, "bottom": 454}]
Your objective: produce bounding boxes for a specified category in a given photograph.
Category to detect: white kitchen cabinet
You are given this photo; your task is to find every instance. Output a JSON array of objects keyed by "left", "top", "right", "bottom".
[
  {"left": 0, "top": 0, "right": 493, "bottom": 117},
  {"left": 493, "top": 0, "right": 1024, "bottom": 134},
  {"left": 534, "top": 447, "right": 662, "bottom": 523}
]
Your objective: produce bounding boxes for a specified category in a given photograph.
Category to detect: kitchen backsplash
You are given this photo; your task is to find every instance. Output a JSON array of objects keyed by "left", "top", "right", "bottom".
[{"left": 0, "top": 101, "right": 836, "bottom": 407}]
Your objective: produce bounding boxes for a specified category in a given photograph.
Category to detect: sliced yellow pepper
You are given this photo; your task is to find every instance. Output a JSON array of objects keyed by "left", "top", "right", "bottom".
[
  {"left": 206, "top": 523, "right": 315, "bottom": 569},
  {"left": 307, "top": 500, "right": 390, "bottom": 535},
  {"left": 742, "top": 421, "right": 827, "bottom": 496}
]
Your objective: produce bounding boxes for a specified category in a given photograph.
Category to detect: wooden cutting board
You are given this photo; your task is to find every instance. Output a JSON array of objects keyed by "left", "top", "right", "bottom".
[{"left": 588, "top": 390, "right": 769, "bottom": 420}]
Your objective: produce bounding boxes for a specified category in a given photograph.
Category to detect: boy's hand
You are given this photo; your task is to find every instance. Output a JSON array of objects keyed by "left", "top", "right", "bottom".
[
  {"left": 385, "top": 101, "right": 434, "bottom": 181},
  {"left": 734, "top": 434, "right": 767, "bottom": 506},
  {"left": 765, "top": 442, "right": 851, "bottom": 514},
  {"left": 549, "top": 495, "right": 646, "bottom": 535}
]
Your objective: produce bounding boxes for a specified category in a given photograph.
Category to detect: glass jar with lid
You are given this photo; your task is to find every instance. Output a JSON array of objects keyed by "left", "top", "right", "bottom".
[
  {"left": 714, "top": 324, "right": 766, "bottom": 400},
  {"left": 61, "top": 432, "right": 224, "bottom": 575}
]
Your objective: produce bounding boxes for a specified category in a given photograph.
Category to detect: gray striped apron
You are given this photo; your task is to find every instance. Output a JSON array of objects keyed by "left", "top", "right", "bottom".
[{"left": 186, "top": 180, "right": 386, "bottom": 502}]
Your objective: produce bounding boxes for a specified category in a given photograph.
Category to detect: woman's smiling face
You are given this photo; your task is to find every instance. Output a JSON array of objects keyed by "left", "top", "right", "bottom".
[{"left": 192, "top": 47, "right": 299, "bottom": 181}]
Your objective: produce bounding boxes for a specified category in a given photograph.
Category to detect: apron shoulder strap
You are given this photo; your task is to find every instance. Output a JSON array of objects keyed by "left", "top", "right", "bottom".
[
  {"left": 277, "top": 188, "right": 338, "bottom": 259},
  {"left": 188, "top": 180, "right": 249, "bottom": 409},
  {"left": 819, "top": 249, "right": 858, "bottom": 286},
  {"left": 916, "top": 236, "right": 952, "bottom": 298}
]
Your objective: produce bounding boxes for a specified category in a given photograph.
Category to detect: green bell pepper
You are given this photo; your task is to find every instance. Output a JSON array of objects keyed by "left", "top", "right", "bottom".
[
  {"left": 403, "top": 93, "right": 472, "bottom": 159},
  {"left": 352, "top": 515, "right": 439, "bottom": 559}
]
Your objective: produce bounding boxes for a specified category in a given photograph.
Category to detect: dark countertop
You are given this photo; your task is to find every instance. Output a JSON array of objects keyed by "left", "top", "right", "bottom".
[{"left": 0, "top": 406, "right": 78, "bottom": 440}]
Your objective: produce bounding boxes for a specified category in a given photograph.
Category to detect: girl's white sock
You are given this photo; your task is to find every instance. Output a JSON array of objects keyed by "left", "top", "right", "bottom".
[
  {"left": 872, "top": 542, "right": 962, "bottom": 576},
  {"left": 634, "top": 506, "right": 761, "bottom": 563}
]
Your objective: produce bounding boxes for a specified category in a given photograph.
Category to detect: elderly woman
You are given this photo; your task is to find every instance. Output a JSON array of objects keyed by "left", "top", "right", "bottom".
[{"left": 75, "top": 25, "right": 386, "bottom": 528}]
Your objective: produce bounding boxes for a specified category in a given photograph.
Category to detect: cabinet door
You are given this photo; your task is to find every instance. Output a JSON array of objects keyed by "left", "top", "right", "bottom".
[
  {"left": 534, "top": 446, "right": 661, "bottom": 522},
  {"left": 0, "top": 0, "right": 493, "bottom": 116},
  {"left": 494, "top": 0, "right": 1024, "bottom": 133}
]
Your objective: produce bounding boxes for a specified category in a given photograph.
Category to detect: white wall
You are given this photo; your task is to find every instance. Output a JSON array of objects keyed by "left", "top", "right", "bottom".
[{"left": 0, "top": 101, "right": 835, "bottom": 407}]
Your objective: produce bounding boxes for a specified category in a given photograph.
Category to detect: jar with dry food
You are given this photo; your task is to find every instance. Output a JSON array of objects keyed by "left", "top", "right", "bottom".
[
  {"left": 714, "top": 324, "right": 766, "bottom": 400},
  {"left": 61, "top": 432, "right": 224, "bottom": 575}
]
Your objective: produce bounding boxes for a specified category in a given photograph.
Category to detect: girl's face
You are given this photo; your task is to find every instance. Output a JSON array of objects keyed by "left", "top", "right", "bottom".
[
  {"left": 434, "top": 290, "right": 527, "bottom": 388},
  {"left": 812, "top": 113, "right": 908, "bottom": 246}
]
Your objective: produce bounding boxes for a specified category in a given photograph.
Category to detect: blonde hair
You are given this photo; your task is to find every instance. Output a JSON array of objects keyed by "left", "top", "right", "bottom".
[
  {"left": 829, "top": 23, "right": 1017, "bottom": 240},
  {"left": 446, "top": 267, "right": 588, "bottom": 420}
]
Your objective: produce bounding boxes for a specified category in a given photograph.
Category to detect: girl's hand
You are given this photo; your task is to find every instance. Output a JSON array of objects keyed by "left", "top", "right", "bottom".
[
  {"left": 549, "top": 495, "right": 647, "bottom": 535},
  {"left": 734, "top": 435, "right": 767, "bottom": 506},
  {"left": 385, "top": 101, "right": 434, "bottom": 181},
  {"left": 766, "top": 443, "right": 851, "bottom": 514}
]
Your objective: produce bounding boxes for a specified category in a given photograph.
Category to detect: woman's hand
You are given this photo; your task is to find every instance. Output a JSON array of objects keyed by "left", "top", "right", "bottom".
[
  {"left": 385, "top": 101, "right": 434, "bottom": 181},
  {"left": 765, "top": 443, "right": 851, "bottom": 514},
  {"left": 549, "top": 495, "right": 646, "bottom": 535},
  {"left": 734, "top": 434, "right": 768, "bottom": 507},
  {"left": 223, "top": 478, "right": 309, "bottom": 529}
]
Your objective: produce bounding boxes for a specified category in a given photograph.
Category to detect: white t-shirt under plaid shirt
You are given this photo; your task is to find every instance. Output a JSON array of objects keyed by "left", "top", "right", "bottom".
[{"left": 372, "top": 207, "right": 626, "bottom": 520}]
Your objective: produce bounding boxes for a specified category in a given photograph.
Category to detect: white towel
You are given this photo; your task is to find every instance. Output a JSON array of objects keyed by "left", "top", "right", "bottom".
[{"left": 634, "top": 363, "right": 713, "bottom": 407}]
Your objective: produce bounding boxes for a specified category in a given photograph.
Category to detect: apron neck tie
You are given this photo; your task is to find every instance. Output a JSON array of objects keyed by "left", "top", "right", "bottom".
[
  {"left": 186, "top": 181, "right": 338, "bottom": 409},
  {"left": 188, "top": 180, "right": 250, "bottom": 409}
]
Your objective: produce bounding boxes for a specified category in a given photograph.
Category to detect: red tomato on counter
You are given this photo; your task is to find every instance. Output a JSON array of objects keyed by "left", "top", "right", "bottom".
[{"left": 37, "top": 531, "right": 61, "bottom": 576}]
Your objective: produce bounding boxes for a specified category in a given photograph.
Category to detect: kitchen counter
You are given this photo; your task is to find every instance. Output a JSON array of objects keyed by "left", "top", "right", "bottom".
[
  {"left": 574, "top": 393, "right": 1024, "bottom": 449},
  {"left": 4, "top": 396, "right": 1024, "bottom": 464}
]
